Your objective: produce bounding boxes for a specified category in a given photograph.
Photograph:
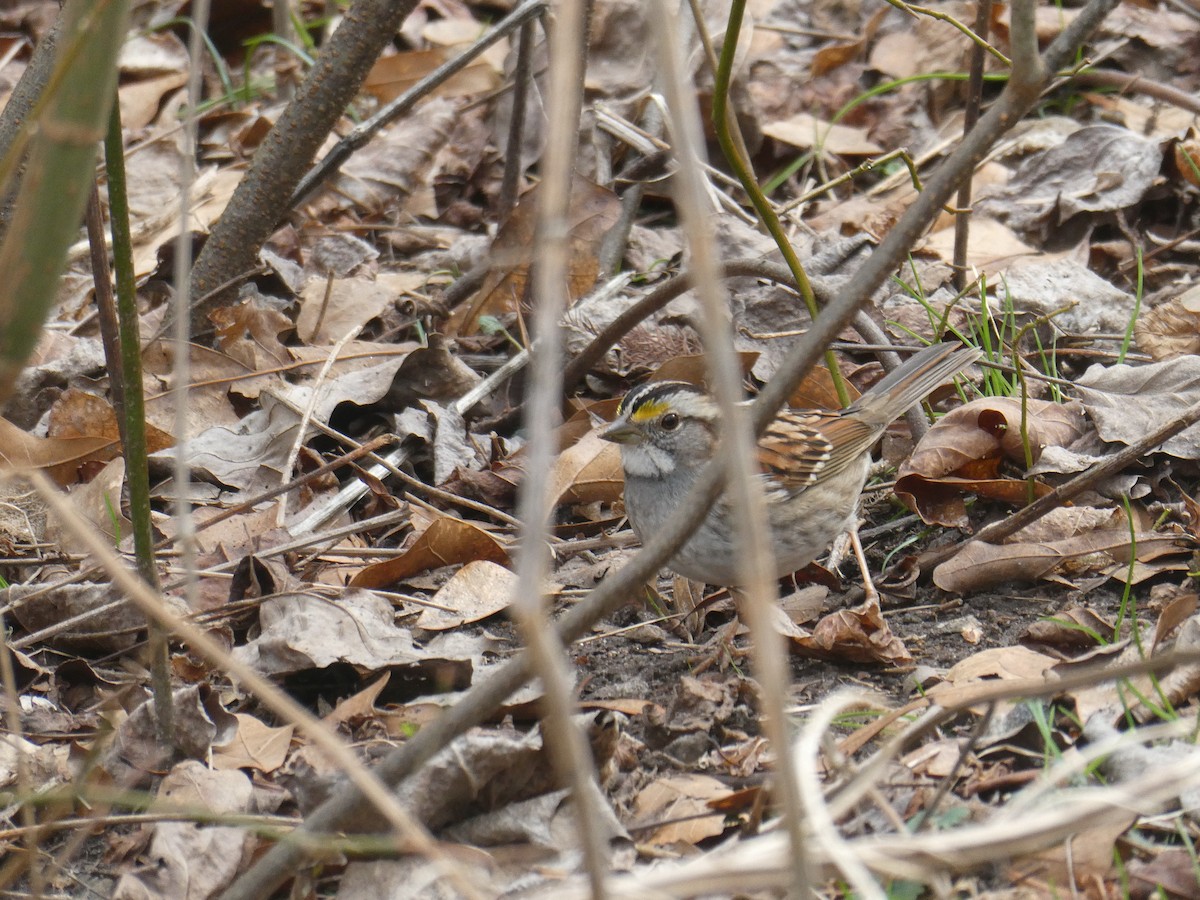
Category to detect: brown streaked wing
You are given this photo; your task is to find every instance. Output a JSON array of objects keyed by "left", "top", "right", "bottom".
[
  {"left": 758, "top": 412, "right": 833, "bottom": 490},
  {"left": 759, "top": 409, "right": 881, "bottom": 489}
]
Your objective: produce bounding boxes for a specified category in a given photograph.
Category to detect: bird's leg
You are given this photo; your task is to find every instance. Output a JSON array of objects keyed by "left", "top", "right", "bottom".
[{"left": 847, "top": 521, "right": 879, "bottom": 605}]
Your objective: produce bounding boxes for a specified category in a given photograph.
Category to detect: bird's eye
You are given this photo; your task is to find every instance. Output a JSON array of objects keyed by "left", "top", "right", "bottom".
[{"left": 660, "top": 412, "right": 681, "bottom": 430}]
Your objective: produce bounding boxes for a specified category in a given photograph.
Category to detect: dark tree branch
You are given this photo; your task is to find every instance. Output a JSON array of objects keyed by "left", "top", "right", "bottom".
[{"left": 188, "top": 0, "right": 420, "bottom": 332}]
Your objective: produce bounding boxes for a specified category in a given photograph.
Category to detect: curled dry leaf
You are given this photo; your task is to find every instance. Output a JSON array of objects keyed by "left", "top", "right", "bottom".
[
  {"left": 1151, "top": 590, "right": 1198, "bottom": 652},
  {"left": 0, "top": 390, "right": 172, "bottom": 485},
  {"left": 349, "top": 512, "right": 510, "bottom": 589},
  {"left": 1075, "top": 355, "right": 1200, "bottom": 458},
  {"left": 49, "top": 389, "right": 173, "bottom": 450},
  {"left": 789, "top": 598, "right": 912, "bottom": 665},
  {"left": 632, "top": 774, "right": 730, "bottom": 847},
  {"left": 212, "top": 713, "right": 294, "bottom": 774},
  {"left": 210, "top": 295, "right": 292, "bottom": 368},
  {"left": 1135, "top": 283, "right": 1200, "bottom": 360},
  {"left": 552, "top": 429, "right": 623, "bottom": 507},
  {"left": 233, "top": 589, "right": 430, "bottom": 676},
  {"left": 933, "top": 530, "right": 1190, "bottom": 594},
  {"left": 978, "top": 124, "right": 1162, "bottom": 234},
  {"left": 1174, "top": 132, "right": 1200, "bottom": 188},
  {"left": 1022, "top": 606, "right": 1118, "bottom": 649},
  {"left": 6, "top": 582, "right": 145, "bottom": 653},
  {"left": 323, "top": 673, "right": 392, "bottom": 729},
  {"left": 45, "top": 457, "right": 133, "bottom": 555},
  {"left": 417, "top": 560, "right": 517, "bottom": 631},
  {"left": 895, "top": 396, "right": 1088, "bottom": 527},
  {"left": 0, "top": 419, "right": 115, "bottom": 484}
]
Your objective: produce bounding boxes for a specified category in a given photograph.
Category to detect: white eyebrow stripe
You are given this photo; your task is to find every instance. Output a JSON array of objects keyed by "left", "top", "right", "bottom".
[{"left": 665, "top": 391, "right": 719, "bottom": 421}]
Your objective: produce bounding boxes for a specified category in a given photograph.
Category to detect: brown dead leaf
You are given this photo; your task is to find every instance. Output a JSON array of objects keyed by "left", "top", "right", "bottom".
[
  {"left": 1069, "top": 620, "right": 1200, "bottom": 724},
  {"left": 921, "top": 217, "right": 1038, "bottom": 272},
  {"left": 323, "top": 673, "right": 390, "bottom": 728},
  {"left": 6, "top": 582, "right": 145, "bottom": 653},
  {"left": 811, "top": 41, "right": 860, "bottom": 77},
  {"left": 297, "top": 272, "right": 425, "bottom": 345},
  {"left": 1152, "top": 590, "right": 1198, "bottom": 652},
  {"left": 581, "top": 698, "right": 663, "bottom": 717},
  {"left": 868, "top": 29, "right": 922, "bottom": 79},
  {"left": 350, "top": 514, "right": 510, "bottom": 589},
  {"left": 141, "top": 338, "right": 248, "bottom": 431},
  {"left": 417, "top": 560, "right": 516, "bottom": 631},
  {"left": 933, "top": 531, "right": 1189, "bottom": 594},
  {"left": 944, "top": 645, "right": 1059, "bottom": 684},
  {"left": 896, "top": 397, "right": 1087, "bottom": 527},
  {"left": 1075, "top": 355, "right": 1200, "bottom": 458},
  {"left": 366, "top": 48, "right": 500, "bottom": 104},
  {"left": 210, "top": 296, "right": 292, "bottom": 368},
  {"left": 789, "top": 598, "right": 912, "bottom": 665},
  {"left": 632, "top": 774, "right": 730, "bottom": 846},
  {"left": 0, "top": 416, "right": 118, "bottom": 485},
  {"left": 1128, "top": 848, "right": 1200, "bottom": 898},
  {"left": 0, "top": 381, "right": 180, "bottom": 487},
  {"left": 1175, "top": 131, "right": 1200, "bottom": 187},
  {"left": 763, "top": 112, "right": 884, "bottom": 157},
  {"left": 48, "top": 389, "right": 174, "bottom": 453},
  {"left": 1008, "top": 506, "right": 1122, "bottom": 544},
  {"left": 47, "top": 390, "right": 149, "bottom": 443},
  {"left": 552, "top": 429, "right": 623, "bottom": 506},
  {"left": 233, "top": 589, "right": 433, "bottom": 676},
  {"left": 46, "top": 457, "right": 132, "bottom": 554},
  {"left": 119, "top": 70, "right": 189, "bottom": 131},
  {"left": 1135, "top": 284, "right": 1200, "bottom": 360},
  {"left": 112, "top": 761, "right": 255, "bottom": 898},
  {"left": 993, "top": 1, "right": 1080, "bottom": 43},
  {"left": 456, "top": 177, "right": 621, "bottom": 332},
  {"left": 1099, "top": 2, "right": 1200, "bottom": 50},
  {"left": 385, "top": 337, "right": 483, "bottom": 408},
  {"left": 977, "top": 124, "right": 1162, "bottom": 235},
  {"left": 1022, "top": 606, "right": 1117, "bottom": 648},
  {"left": 1008, "top": 815, "right": 1134, "bottom": 891},
  {"left": 788, "top": 363, "right": 860, "bottom": 410},
  {"left": 212, "top": 713, "right": 294, "bottom": 773},
  {"left": 648, "top": 351, "right": 759, "bottom": 390}
]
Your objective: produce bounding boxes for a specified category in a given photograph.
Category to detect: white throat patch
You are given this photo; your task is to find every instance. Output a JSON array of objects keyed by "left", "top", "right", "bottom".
[{"left": 619, "top": 442, "right": 676, "bottom": 478}]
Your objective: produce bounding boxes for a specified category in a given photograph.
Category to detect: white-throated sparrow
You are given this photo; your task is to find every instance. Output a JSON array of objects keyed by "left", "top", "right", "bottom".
[{"left": 599, "top": 342, "right": 980, "bottom": 587}]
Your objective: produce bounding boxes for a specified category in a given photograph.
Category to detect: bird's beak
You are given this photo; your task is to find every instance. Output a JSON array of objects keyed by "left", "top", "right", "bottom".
[{"left": 599, "top": 420, "right": 641, "bottom": 445}]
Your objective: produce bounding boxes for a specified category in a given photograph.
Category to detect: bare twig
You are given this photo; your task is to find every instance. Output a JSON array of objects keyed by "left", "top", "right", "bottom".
[
  {"left": 497, "top": 18, "right": 537, "bottom": 220},
  {"left": 651, "top": 1, "right": 809, "bottom": 892},
  {"left": 952, "top": 0, "right": 991, "bottom": 292},
  {"left": 1070, "top": 67, "right": 1200, "bottom": 115},
  {"left": 507, "top": 0, "right": 611, "bottom": 892}
]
